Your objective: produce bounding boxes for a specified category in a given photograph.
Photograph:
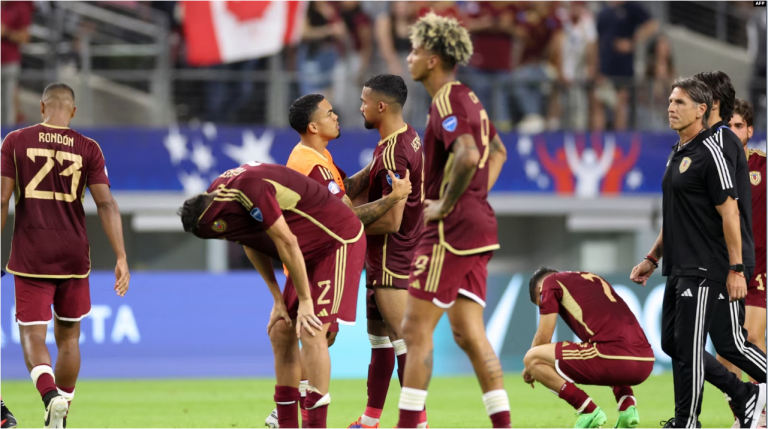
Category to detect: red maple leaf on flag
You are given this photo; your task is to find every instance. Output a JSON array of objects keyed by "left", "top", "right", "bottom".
[{"left": 226, "top": 1, "right": 271, "bottom": 21}]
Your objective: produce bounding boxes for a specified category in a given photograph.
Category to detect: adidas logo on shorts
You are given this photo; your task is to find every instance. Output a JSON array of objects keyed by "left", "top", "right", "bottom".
[{"left": 682, "top": 289, "right": 693, "bottom": 297}]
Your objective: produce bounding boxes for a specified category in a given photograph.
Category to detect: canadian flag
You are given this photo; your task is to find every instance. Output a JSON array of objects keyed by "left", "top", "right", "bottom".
[{"left": 183, "top": 1, "right": 307, "bottom": 66}]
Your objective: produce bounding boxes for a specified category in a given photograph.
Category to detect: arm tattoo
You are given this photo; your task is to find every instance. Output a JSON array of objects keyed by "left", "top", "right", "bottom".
[
  {"left": 441, "top": 144, "right": 479, "bottom": 215},
  {"left": 343, "top": 163, "right": 372, "bottom": 200},
  {"left": 341, "top": 194, "right": 354, "bottom": 209},
  {"left": 353, "top": 195, "right": 396, "bottom": 226},
  {"left": 489, "top": 135, "right": 504, "bottom": 156}
]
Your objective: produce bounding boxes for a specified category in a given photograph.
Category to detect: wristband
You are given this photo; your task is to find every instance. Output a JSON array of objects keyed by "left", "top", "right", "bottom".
[
  {"left": 644, "top": 255, "right": 659, "bottom": 268},
  {"left": 730, "top": 270, "right": 745, "bottom": 279}
]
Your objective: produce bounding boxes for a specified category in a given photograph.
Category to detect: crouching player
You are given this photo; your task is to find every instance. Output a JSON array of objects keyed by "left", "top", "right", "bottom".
[
  {"left": 179, "top": 162, "right": 366, "bottom": 428},
  {"left": 525, "top": 268, "right": 655, "bottom": 428}
]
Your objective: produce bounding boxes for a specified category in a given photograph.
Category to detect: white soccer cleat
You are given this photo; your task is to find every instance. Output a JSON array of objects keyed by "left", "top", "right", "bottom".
[
  {"left": 265, "top": 408, "right": 279, "bottom": 428},
  {"left": 44, "top": 396, "right": 68, "bottom": 429}
]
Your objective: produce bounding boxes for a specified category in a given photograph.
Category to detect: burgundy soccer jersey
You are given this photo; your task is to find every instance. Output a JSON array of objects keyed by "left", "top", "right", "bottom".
[
  {"left": 366, "top": 124, "right": 424, "bottom": 283},
  {"left": 539, "top": 271, "right": 653, "bottom": 356},
  {"left": 749, "top": 149, "right": 766, "bottom": 276},
  {"left": 1, "top": 123, "right": 110, "bottom": 277},
  {"left": 195, "top": 162, "right": 363, "bottom": 263},
  {"left": 420, "top": 82, "right": 499, "bottom": 255}
]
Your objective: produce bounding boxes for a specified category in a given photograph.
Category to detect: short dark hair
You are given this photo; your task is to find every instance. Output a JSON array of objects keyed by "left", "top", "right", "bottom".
[
  {"left": 733, "top": 97, "right": 754, "bottom": 128},
  {"left": 42, "top": 82, "right": 75, "bottom": 101},
  {"left": 178, "top": 194, "right": 209, "bottom": 233},
  {"left": 364, "top": 74, "right": 408, "bottom": 108},
  {"left": 288, "top": 94, "right": 325, "bottom": 134},
  {"left": 672, "top": 77, "right": 713, "bottom": 125},
  {"left": 529, "top": 266, "right": 559, "bottom": 304},
  {"left": 692, "top": 71, "right": 735, "bottom": 122}
]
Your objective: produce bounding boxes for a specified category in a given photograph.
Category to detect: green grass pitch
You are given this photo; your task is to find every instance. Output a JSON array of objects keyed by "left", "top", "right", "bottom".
[{"left": 1, "top": 374, "right": 736, "bottom": 428}]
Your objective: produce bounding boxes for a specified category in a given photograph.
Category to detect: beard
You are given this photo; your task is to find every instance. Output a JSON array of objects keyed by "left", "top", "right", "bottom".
[{"left": 364, "top": 119, "right": 375, "bottom": 129}]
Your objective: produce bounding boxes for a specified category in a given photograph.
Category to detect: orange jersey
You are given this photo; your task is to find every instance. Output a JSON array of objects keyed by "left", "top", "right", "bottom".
[{"left": 286, "top": 143, "right": 347, "bottom": 198}]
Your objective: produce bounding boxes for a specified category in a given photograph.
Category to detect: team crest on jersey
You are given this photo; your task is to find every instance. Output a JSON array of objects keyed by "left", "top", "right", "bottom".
[
  {"left": 328, "top": 181, "right": 341, "bottom": 194},
  {"left": 386, "top": 172, "right": 401, "bottom": 186},
  {"left": 212, "top": 219, "right": 227, "bottom": 232},
  {"left": 751, "top": 171, "right": 762, "bottom": 186},
  {"left": 250, "top": 207, "right": 263, "bottom": 222},
  {"left": 411, "top": 137, "right": 421, "bottom": 152},
  {"left": 442, "top": 116, "right": 458, "bottom": 132},
  {"left": 679, "top": 157, "right": 692, "bottom": 173}
]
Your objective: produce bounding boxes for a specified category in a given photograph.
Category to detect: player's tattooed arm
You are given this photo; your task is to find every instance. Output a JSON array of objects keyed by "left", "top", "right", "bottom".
[
  {"left": 487, "top": 134, "right": 508, "bottom": 191},
  {"left": 424, "top": 135, "right": 479, "bottom": 223},
  {"left": 351, "top": 170, "right": 411, "bottom": 227},
  {"left": 343, "top": 160, "right": 372, "bottom": 200}
]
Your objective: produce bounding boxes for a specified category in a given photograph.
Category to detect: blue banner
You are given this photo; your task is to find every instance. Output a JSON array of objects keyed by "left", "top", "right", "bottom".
[
  {"left": 3, "top": 126, "right": 763, "bottom": 196},
  {"left": 2, "top": 271, "right": 706, "bottom": 379}
]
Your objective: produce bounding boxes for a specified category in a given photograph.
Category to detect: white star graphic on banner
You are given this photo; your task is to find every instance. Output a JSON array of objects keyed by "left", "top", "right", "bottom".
[
  {"left": 164, "top": 126, "right": 188, "bottom": 165},
  {"left": 178, "top": 171, "right": 209, "bottom": 196},
  {"left": 191, "top": 141, "right": 216, "bottom": 173},
  {"left": 524, "top": 159, "right": 540, "bottom": 180},
  {"left": 626, "top": 169, "right": 644, "bottom": 190},
  {"left": 202, "top": 122, "right": 217, "bottom": 141},
  {"left": 517, "top": 135, "right": 533, "bottom": 156},
  {"left": 223, "top": 130, "right": 276, "bottom": 166}
]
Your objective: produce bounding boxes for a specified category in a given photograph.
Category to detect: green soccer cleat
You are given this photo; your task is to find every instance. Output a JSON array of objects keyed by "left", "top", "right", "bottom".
[
  {"left": 575, "top": 407, "right": 607, "bottom": 428},
  {"left": 614, "top": 406, "right": 639, "bottom": 428}
]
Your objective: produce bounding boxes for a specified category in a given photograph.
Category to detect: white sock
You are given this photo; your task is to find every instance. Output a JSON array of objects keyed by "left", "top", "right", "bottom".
[
  {"left": 369, "top": 335, "right": 393, "bottom": 349},
  {"left": 299, "top": 379, "right": 309, "bottom": 398},
  {"left": 30, "top": 365, "right": 55, "bottom": 387},
  {"left": 361, "top": 415, "right": 379, "bottom": 426},
  {"left": 482, "top": 389, "right": 510, "bottom": 416},
  {"left": 57, "top": 388, "right": 75, "bottom": 402},
  {"left": 399, "top": 387, "right": 427, "bottom": 411},
  {"left": 392, "top": 339, "right": 407, "bottom": 356}
]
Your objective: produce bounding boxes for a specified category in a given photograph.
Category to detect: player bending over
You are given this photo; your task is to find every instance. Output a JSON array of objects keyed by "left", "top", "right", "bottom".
[
  {"left": 525, "top": 268, "right": 654, "bottom": 428},
  {"left": 348, "top": 74, "right": 427, "bottom": 429},
  {"left": 0, "top": 83, "right": 130, "bottom": 429},
  {"left": 180, "top": 162, "right": 367, "bottom": 429},
  {"left": 396, "top": 13, "right": 509, "bottom": 429}
]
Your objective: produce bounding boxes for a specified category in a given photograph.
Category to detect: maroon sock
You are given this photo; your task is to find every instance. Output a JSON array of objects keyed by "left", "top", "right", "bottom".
[
  {"left": 397, "top": 409, "right": 421, "bottom": 428},
  {"left": 612, "top": 386, "right": 635, "bottom": 411},
  {"left": 490, "top": 410, "right": 511, "bottom": 428},
  {"left": 396, "top": 353, "right": 407, "bottom": 386},
  {"left": 274, "top": 385, "right": 301, "bottom": 429},
  {"left": 559, "top": 382, "right": 596, "bottom": 413},
  {"left": 367, "top": 347, "right": 395, "bottom": 411},
  {"left": 305, "top": 391, "right": 328, "bottom": 428},
  {"left": 300, "top": 399, "right": 309, "bottom": 428},
  {"left": 34, "top": 366, "right": 57, "bottom": 399},
  {"left": 419, "top": 408, "right": 428, "bottom": 425}
]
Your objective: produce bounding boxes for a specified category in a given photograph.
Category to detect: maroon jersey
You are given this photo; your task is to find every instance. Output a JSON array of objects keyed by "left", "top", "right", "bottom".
[
  {"left": 0, "top": 123, "right": 110, "bottom": 277},
  {"left": 749, "top": 149, "right": 766, "bottom": 275},
  {"left": 366, "top": 124, "right": 424, "bottom": 282},
  {"left": 421, "top": 82, "right": 499, "bottom": 255},
  {"left": 540, "top": 271, "right": 653, "bottom": 356},
  {"left": 195, "top": 162, "right": 363, "bottom": 263}
]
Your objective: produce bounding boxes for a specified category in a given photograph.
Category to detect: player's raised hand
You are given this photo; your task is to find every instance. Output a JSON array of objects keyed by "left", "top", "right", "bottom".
[
  {"left": 389, "top": 169, "right": 412, "bottom": 201},
  {"left": 114, "top": 258, "right": 130, "bottom": 297},
  {"left": 267, "top": 301, "right": 292, "bottom": 335},
  {"left": 629, "top": 259, "right": 655, "bottom": 287},
  {"left": 296, "top": 299, "right": 323, "bottom": 338}
]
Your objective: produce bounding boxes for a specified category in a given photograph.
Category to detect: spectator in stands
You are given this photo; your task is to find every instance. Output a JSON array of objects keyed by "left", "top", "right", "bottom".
[
  {"left": 334, "top": 1, "right": 373, "bottom": 126},
  {"left": 205, "top": 59, "right": 262, "bottom": 123},
  {"left": 636, "top": 34, "right": 676, "bottom": 130},
  {"left": 465, "top": 1, "right": 516, "bottom": 132},
  {"left": 510, "top": 2, "right": 562, "bottom": 134},
  {"left": 550, "top": 1, "right": 597, "bottom": 131},
  {"left": 1, "top": 1, "right": 33, "bottom": 126},
  {"left": 594, "top": 1, "right": 658, "bottom": 131},
  {"left": 415, "top": 1, "right": 464, "bottom": 22},
  {"left": 299, "top": 1, "right": 346, "bottom": 100}
]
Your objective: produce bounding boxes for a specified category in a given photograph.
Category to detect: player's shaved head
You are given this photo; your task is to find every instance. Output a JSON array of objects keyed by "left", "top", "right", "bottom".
[
  {"left": 289, "top": 94, "right": 326, "bottom": 135},
  {"left": 409, "top": 12, "right": 473, "bottom": 70},
  {"left": 363, "top": 74, "right": 407, "bottom": 109},
  {"left": 42, "top": 82, "right": 75, "bottom": 107},
  {"left": 529, "top": 266, "right": 559, "bottom": 305}
]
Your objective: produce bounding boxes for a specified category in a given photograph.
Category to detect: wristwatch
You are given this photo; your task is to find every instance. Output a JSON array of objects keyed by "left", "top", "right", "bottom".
[{"left": 729, "top": 264, "right": 745, "bottom": 273}]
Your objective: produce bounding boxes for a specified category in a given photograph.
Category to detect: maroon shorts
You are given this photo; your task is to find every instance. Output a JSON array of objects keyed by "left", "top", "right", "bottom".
[
  {"left": 283, "top": 238, "right": 365, "bottom": 326},
  {"left": 14, "top": 275, "right": 91, "bottom": 325},
  {"left": 408, "top": 245, "right": 492, "bottom": 308},
  {"left": 366, "top": 268, "right": 409, "bottom": 290},
  {"left": 366, "top": 289, "right": 382, "bottom": 321},
  {"left": 747, "top": 272, "right": 767, "bottom": 309},
  {"left": 555, "top": 341, "right": 654, "bottom": 386}
]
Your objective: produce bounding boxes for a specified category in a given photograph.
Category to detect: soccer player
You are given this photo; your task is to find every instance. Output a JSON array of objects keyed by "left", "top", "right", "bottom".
[
  {"left": 179, "top": 162, "right": 367, "bottom": 429},
  {"left": 0, "top": 83, "right": 130, "bottom": 428},
  {"left": 396, "top": 13, "right": 510, "bottom": 429},
  {"left": 525, "top": 268, "right": 654, "bottom": 428},
  {"left": 1, "top": 398, "right": 17, "bottom": 428},
  {"left": 348, "top": 74, "right": 426, "bottom": 429}
]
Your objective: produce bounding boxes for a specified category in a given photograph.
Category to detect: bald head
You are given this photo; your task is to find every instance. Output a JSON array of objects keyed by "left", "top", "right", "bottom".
[{"left": 42, "top": 82, "right": 75, "bottom": 108}]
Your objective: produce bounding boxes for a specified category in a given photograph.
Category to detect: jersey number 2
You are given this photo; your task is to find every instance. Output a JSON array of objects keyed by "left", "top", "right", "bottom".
[{"left": 25, "top": 148, "right": 83, "bottom": 202}]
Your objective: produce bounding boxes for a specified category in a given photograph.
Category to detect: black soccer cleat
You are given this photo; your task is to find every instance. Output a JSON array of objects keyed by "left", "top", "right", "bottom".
[
  {"left": 734, "top": 383, "right": 767, "bottom": 429},
  {"left": 1, "top": 399, "right": 17, "bottom": 428}
]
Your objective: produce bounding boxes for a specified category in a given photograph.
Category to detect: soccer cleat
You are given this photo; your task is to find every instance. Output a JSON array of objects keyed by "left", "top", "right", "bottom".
[
  {"left": 348, "top": 417, "right": 379, "bottom": 428},
  {"left": 660, "top": 419, "right": 676, "bottom": 428},
  {"left": 265, "top": 408, "right": 279, "bottom": 428},
  {"left": 735, "top": 383, "right": 767, "bottom": 429},
  {"left": 574, "top": 407, "right": 607, "bottom": 428},
  {"left": 1, "top": 399, "right": 17, "bottom": 428},
  {"left": 44, "top": 395, "right": 68, "bottom": 429},
  {"left": 614, "top": 405, "right": 639, "bottom": 428}
]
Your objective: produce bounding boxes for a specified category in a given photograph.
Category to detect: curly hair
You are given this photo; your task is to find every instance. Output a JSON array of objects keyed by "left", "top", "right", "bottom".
[
  {"left": 409, "top": 12, "right": 473, "bottom": 69},
  {"left": 733, "top": 97, "right": 754, "bottom": 128}
]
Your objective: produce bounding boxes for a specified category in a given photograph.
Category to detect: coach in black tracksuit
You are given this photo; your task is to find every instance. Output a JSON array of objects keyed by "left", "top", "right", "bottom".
[
  {"left": 631, "top": 77, "right": 765, "bottom": 428},
  {"left": 693, "top": 71, "right": 767, "bottom": 389}
]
